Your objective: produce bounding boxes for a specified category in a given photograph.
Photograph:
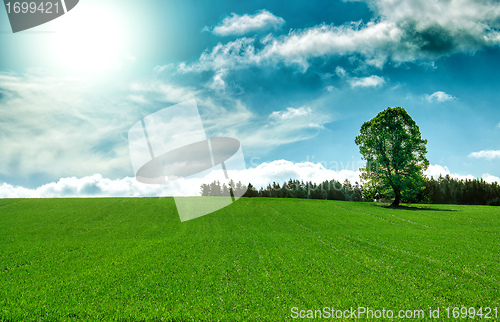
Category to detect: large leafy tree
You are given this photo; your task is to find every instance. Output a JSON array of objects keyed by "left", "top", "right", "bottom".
[{"left": 355, "top": 107, "right": 429, "bottom": 207}]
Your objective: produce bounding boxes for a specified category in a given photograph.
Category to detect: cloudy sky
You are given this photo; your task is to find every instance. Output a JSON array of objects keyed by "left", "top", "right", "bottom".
[{"left": 1, "top": 0, "right": 500, "bottom": 197}]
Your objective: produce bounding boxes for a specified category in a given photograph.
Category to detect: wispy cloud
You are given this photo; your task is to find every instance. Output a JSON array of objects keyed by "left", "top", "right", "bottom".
[
  {"left": 424, "top": 164, "right": 499, "bottom": 183},
  {"left": 424, "top": 164, "right": 500, "bottom": 183},
  {"left": 334, "top": 66, "right": 386, "bottom": 89},
  {"left": 424, "top": 164, "right": 475, "bottom": 181},
  {"left": 229, "top": 160, "right": 361, "bottom": 188},
  {"left": 211, "top": 10, "right": 285, "bottom": 36},
  {"left": 349, "top": 75, "right": 386, "bottom": 88},
  {"left": 180, "top": 0, "right": 500, "bottom": 73},
  {"left": 180, "top": 22, "right": 400, "bottom": 72},
  {"left": 426, "top": 91, "right": 455, "bottom": 103},
  {"left": 483, "top": 174, "right": 500, "bottom": 184},
  {"left": 270, "top": 106, "right": 312, "bottom": 120},
  {"left": 127, "top": 78, "right": 332, "bottom": 152},
  {"left": 469, "top": 150, "right": 500, "bottom": 160},
  {"left": 236, "top": 106, "right": 331, "bottom": 150},
  {"left": 0, "top": 174, "right": 172, "bottom": 198},
  {"left": 0, "top": 72, "right": 135, "bottom": 183}
]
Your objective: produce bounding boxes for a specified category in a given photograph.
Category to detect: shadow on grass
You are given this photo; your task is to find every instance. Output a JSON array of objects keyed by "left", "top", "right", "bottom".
[{"left": 376, "top": 204, "right": 458, "bottom": 212}]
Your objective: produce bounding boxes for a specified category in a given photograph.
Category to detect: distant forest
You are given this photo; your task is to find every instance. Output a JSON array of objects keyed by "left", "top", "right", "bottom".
[{"left": 201, "top": 176, "right": 500, "bottom": 206}]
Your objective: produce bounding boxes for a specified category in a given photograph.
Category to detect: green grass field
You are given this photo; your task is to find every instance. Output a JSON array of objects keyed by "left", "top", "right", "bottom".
[{"left": 0, "top": 197, "right": 499, "bottom": 321}]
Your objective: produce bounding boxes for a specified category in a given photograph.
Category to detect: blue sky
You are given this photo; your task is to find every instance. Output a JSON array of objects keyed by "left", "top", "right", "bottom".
[{"left": 1, "top": 0, "right": 500, "bottom": 197}]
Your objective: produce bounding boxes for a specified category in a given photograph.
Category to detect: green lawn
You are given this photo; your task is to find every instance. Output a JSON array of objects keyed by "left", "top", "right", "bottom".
[{"left": 0, "top": 198, "right": 499, "bottom": 321}]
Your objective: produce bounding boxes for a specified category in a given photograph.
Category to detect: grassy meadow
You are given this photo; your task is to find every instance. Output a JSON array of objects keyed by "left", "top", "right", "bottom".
[{"left": 0, "top": 197, "right": 499, "bottom": 321}]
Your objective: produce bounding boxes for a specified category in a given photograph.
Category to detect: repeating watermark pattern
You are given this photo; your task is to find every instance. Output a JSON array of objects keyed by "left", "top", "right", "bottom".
[
  {"left": 3, "top": 0, "right": 79, "bottom": 33},
  {"left": 128, "top": 99, "right": 247, "bottom": 222}
]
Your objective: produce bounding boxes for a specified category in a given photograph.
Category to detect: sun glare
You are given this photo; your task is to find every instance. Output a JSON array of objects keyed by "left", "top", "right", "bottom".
[{"left": 47, "top": 4, "right": 127, "bottom": 74}]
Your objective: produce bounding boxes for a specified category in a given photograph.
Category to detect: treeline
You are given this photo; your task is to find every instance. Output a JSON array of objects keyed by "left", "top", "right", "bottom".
[
  {"left": 201, "top": 179, "right": 368, "bottom": 201},
  {"left": 200, "top": 175, "right": 500, "bottom": 206},
  {"left": 200, "top": 180, "right": 248, "bottom": 197},
  {"left": 424, "top": 175, "right": 500, "bottom": 206},
  {"left": 245, "top": 179, "right": 368, "bottom": 201}
]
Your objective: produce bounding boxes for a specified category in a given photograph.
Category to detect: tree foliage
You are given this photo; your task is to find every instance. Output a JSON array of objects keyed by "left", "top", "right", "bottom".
[
  {"left": 424, "top": 175, "right": 500, "bottom": 205},
  {"left": 355, "top": 107, "right": 429, "bottom": 206}
]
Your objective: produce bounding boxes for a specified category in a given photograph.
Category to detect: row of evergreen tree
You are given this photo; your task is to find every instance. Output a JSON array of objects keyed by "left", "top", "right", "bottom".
[
  {"left": 200, "top": 175, "right": 500, "bottom": 206},
  {"left": 200, "top": 180, "right": 247, "bottom": 197},
  {"left": 200, "top": 179, "right": 367, "bottom": 202},
  {"left": 424, "top": 175, "right": 500, "bottom": 206},
  {"left": 244, "top": 179, "right": 367, "bottom": 201}
]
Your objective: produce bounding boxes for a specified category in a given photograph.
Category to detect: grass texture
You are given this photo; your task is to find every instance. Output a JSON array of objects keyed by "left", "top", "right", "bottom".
[{"left": 0, "top": 198, "right": 499, "bottom": 321}]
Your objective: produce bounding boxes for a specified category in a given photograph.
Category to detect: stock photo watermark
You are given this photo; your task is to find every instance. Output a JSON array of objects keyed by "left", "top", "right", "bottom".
[
  {"left": 291, "top": 306, "right": 498, "bottom": 319},
  {"left": 128, "top": 99, "right": 248, "bottom": 222},
  {"left": 3, "top": 0, "right": 79, "bottom": 32}
]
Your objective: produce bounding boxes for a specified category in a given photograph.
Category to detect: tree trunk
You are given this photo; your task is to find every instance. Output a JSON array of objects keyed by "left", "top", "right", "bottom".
[{"left": 391, "top": 190, "right": 401, "bottom": 207}]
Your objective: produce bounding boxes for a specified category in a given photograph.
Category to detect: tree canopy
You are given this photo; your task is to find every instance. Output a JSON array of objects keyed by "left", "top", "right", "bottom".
[{"left": 355, "top": 107, "right": 429, "bottom": 206}]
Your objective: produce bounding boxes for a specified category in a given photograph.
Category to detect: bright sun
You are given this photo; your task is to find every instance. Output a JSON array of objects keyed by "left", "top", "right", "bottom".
[{"left": 48, "top": 4, "right": 127, "bottom": 73}]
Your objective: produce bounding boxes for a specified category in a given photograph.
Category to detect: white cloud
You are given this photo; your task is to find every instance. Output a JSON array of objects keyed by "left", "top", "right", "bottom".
[
  {"left": 270, "top": 106, "right": 312, "bottom": 120},
  {"left": 212, "top": 10, "right": 285, "bottom": 36},
  {"left": 335, "top": 66, "right": 347, "bottom": 78},
  {"left": 229, "top": 160, "right": 361, "bottom": 189},
  {"left": 365, "top": 0, "right": 500, "bottom": 32},
  {"left": 262, "top": 21, "right": 401, "bottom": 69},
  {"left": 181, "top": 0, "right": 500, "bottom": 73},
  {"left": 0, "top": 175, "right": 171, "bottom": 198},
  {"left": 236, "top": 106, "right": 331, "bottom": 149},
  {"left": 0, "top": 160, "right": 361, "bottom": 198},
  {"left": 0, "top": 63, "right": 334, "bottom": 190},
  {"left": 130, "top": 80, "right": 200, "bottom": 103},
  {"left": 126, "top": 53, "right": 137, "bottom": 63},
  {"left": 423, "top": 164, "right": 500, "bottom": 183},
  {"left": 0, "top": 71, "right": 238, "bottom": 186},
  {"left": 469, "top": 150, "right": 500, "bottom": 160},
  {"left": 349, "top": 75, "right": 386, "bottom": 88},
  {"left": 127, "top": 79, "right": 330, "bottom": 152},
  {"left": 2, "top": 161, "right": 497, "bottom": 198},
  {"left": 178, "top": 37, "right": 259, "bottom": 72},
  {"left": 182, "top": 22, "right": 402, "bottom": 72},
  {"left": 334, "top": 67, "right": 386, "bottom": 89},
  {"left": 180, "top": 21, "right": 400, "bottom": 72},
  {"left": 127, "top": 95, "right": 148, "bottom": 104},
  {"left": 496, "top": 122, "right": 500, "bottom": 129},
  {"left": 483, "top": 174, "right": 500, "bottom": 184},
  {"left": 0, "top": 72, "right": 134, "bottom": 181},
  {"left": 210, "top": 69, "right": 227, "bottom": 92},
  {"left": 424, "top": 164, "right": 475, "bottom": 181},
  {"left": 426, "top": 91, "right": 455, "bottom": 103}
]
